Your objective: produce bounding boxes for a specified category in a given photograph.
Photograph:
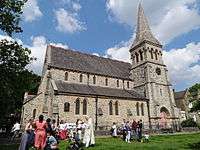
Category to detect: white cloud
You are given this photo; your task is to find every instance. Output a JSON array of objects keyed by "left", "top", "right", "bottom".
[
  {"left": 55, "top": 8, "right": 86, "bottom": 33},
  {"left": 106, "top": 0, "right": 200, "bottom": 44},
  {"left": 104, "top": 41, "right": 200, "bottom": 90},
  {"left": 27, "top": 36, "right": 69, "bottom": 74},
  {"left": 72, "top": 2, "right": 82, "bottom": 11},
  {"left": 163, "top": 42, "right": 200, "bottom": 87},
  {"left": 23, "top": 0, "right": 43, "bottom": 22}
]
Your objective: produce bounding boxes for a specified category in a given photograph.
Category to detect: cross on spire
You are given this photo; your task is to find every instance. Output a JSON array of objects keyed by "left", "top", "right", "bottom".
[{"left": 131, "top": 3, "right": 161, "bottom": 49}]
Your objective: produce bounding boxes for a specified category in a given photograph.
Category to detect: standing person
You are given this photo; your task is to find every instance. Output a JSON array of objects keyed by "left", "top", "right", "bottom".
[
  {"left": 10, "top": 121, "right": 21, "bottom": 141},
  {"left": 131, "top": 119, "right": 137, "bottom": 140},
  {"left": 137, "top": 120, "right": 143, "bottom": 142},
  {"left": 83, "top": 116, "right": 95, "bottom": 148},
  {"left": 46, "top": 118, "right": 52, "bottom": 133},
  {"left": 34, "top": 115, "right": 47, "bottom": 150},
  {"left": 58, "top": 120, "right": 67, "bottom": 140},
  {"left": 111, "top": 122, "right": 117, "bottom": 138},
  {"left": 125, "top": 121, "right": 131, "bottom": 143},
  {"left": 51, "top": 119, "right": 57, "bottom": 132},
  {"left": 122, "top": 119, "right": 126, "bottom": 141},
  {"left": 18, "top": 119, "right": 33, "bottom": 150},
  {"left": 76, "top": 119, "right": 82, "bottom": 141}
]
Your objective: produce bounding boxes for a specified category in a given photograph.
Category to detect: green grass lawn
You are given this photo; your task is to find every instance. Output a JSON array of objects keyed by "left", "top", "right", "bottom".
[{"left": 1, "top": 133, "right": 200, "bottom": 150}]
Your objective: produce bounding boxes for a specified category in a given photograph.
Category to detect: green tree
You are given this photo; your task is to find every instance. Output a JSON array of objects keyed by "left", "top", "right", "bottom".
[
  {"left": 189, "top": 83, "right": 200, "bottom": 112},
  {"left": 0, "top": 0, "right": 27, "bottom": 36},
  {"left": 0, "top": 0, "right": 40, "bottom": 123}
]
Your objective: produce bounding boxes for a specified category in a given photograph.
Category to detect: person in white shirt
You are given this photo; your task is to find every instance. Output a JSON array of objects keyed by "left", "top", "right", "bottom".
[
  {"left": 11, "top": 121, "right": 20, "bottom": 141},
  {"left": 76, "top": 119, "right": 83, "bottom": 141},
  {"left": 111, "top": 122, "right": 117, "bottom": 137},
  {"left": 83, "top": 116, "right": 95, "bottom": 148}
]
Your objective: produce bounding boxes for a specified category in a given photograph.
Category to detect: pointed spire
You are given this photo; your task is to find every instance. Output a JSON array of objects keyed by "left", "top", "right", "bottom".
[{"left": 131, "top": 3, "right": 161, "bottom": 49}]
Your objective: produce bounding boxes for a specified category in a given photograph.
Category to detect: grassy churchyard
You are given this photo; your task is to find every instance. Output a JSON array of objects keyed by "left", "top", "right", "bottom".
[{"left": 1, "top": 132, "right": 200, "bottom": 150}]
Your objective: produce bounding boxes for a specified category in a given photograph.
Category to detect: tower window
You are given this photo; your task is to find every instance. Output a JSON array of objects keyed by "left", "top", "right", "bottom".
[
  {"left": 155, "top": 51, "right": 158, "bottom": 60},
  {"left": 139, "top": 50, "right": 143, "bottom": 61},
  {"left": 160, "top": 89, "right": 162, "bottom": 96},
  {"left": 105, "top": 78, "right": 108, "bottom": 86},
  {"left": 150, "top": 48, "right": 154, "bottom": 59},
  {"left": 135, "top": 52, "right": 139, "bottom": 62},
  {"left": 65, "top": 72, "right": 68, "bottom": 81},
  {"left": 80, "top": 74, "right": 83, "bottom": 82},
  {"left": 117, "top": 80, "right": 119, "bottom": 87},
  {"left": 93, "top": 75, "right": 96, "bottom": 84}
]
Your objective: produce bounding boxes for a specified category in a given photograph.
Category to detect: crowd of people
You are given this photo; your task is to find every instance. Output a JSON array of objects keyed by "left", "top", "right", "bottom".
[
  {"left": 111, "top": 119, "right": 149, "bottom": 143},
  {"left": 13, "top": 117, "right": 148, "bottom": 150},
  {"left": 18, "top": 115, "right": 95, "bottom": 150}
]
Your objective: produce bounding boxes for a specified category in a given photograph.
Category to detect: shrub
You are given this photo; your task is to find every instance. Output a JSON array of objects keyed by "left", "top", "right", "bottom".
[{"left": 181, "top": 118, "right": 197, "bottom": 127}]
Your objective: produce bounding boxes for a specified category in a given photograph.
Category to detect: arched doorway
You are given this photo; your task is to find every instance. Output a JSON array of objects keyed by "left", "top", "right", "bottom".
[{"left": 159, "top": 107, "right": 170, "bottom": 129}]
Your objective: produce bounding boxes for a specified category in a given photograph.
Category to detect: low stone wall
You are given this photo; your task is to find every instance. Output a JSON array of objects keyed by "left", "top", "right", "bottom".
[{"left": 181, "top": 127, "right": 199, "bottom": 132}]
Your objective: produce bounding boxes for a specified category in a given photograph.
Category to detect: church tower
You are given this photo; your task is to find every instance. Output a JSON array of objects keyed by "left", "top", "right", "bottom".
[{"left": 130, "top": 3, "right": 180, "bottom": 127}]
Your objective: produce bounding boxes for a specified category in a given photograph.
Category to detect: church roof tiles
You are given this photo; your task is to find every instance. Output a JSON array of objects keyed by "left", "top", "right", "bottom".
[
  {"left": 54, "top": 80, "right": 147, "bottom": 100},
  {"left": 48, "top": 45, "right": 132, "bottom": 80}
]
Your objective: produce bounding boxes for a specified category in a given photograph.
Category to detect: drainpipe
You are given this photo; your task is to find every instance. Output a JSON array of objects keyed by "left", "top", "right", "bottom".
[{"left": 95, "top": 96, "right": 98, "bottom": 130}]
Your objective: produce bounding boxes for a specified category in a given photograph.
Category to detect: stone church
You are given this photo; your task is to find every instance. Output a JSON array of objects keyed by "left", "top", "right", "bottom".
[{"left": 21, "top": 4, "right": 180, "bottom": 129}]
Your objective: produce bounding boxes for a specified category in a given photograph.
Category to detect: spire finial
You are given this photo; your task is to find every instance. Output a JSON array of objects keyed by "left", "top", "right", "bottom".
[{"left": 131, "top": 2, "right": 161, "bottom": 49}]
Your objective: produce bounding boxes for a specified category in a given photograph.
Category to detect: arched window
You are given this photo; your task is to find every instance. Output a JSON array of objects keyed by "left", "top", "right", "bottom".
[
  {"left": 93, "top": 75, "right": 96, "bottom": 84},
  {"left": 135, "top": 52, "right": 139, "bottom": 62},
  {"left": 83, "top": 98, "right": 87, "bottom": 115},
  {"left": 64, "top": 102, "right": 70, "bottom": 112},
  {"left": 155, "top": 51, "right": 158, "bottom": 60},
  {"left": 150, "top": 49, "right": 154, "bottom": 59},
  {"left": 80, "top": 74, "right": 83, "bottom": 82},
  {"left": 117, "top": 80, "right": 119, "bottom": 87},
  {"left": 115, "top": 101, "right": 119, "bottom": 115},
  {"left": 65, "top": 72, "right": 68, "bottom": 81},
  {"left": 75, "top": 98, "right": 80, "bottom": 115},
  {"left": 136, "top": 102, "right": 140, "bottom": 116},
  {"left": 127, "top": 81, "right": 129, "bottom": 89},
  {"left": 139, "top": 50, "right": 143, "bottom": 61},
  {"left": 141, "top": 103, "right": 144, "bottom": 116},
  {"left": 109, "top": 101, "right": 113, "bottom": 115},
  {"left": 33, "top": 109, "right": 36, "bottom": 119},
  {"left": 105, "top": 78, "right": 108, "bottom": 86}
]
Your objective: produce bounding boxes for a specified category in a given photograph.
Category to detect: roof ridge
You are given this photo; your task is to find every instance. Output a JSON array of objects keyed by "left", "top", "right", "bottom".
[{"left": 49, "top": 45, "right": 131, "bottom": 65}]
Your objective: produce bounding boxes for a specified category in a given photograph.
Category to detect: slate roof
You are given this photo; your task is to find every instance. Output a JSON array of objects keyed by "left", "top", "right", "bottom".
[
  {"left": 131, "top": 3, "right": 161, "bottom": 49},
  {"left": 49, "top": 45, "right": 132, "bottom": 80},
  {"left": 54, "top": 80, "right": 147, "bottom": 100},
  {"left": 174, "top": 90, "right": 187, "bottom": 100}
]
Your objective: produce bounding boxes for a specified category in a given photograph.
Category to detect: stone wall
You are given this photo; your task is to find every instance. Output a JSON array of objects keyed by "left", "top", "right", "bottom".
[
  {"left": 54, "top": 95, "right": 149, "bottom": 129},
  {"left": 50, "top": 68, "right": 134, "bottom": 90}
]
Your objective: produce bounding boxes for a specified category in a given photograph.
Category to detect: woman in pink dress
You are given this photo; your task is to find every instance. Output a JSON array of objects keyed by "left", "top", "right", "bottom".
[{"left": 34, "top": 115, "right": 47, "bottom": 150}]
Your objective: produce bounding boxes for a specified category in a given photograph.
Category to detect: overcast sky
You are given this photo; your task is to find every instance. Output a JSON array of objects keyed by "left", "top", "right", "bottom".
[{"left": 1, "top": 0, "right": 200, "bottom": 91}]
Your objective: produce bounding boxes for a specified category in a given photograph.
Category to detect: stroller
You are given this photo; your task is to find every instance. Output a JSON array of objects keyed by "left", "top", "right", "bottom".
[{"left": 67, "top": 132, "right": 83, "bottom": 150}]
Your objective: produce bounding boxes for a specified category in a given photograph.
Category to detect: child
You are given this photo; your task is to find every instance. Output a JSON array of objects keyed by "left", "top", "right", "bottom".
[
  {"left": 45, "top": 130, "right": 58, "bottom": 150},
  {"left": 143, "top": 131, "right": 149, "bottom": 143}
]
